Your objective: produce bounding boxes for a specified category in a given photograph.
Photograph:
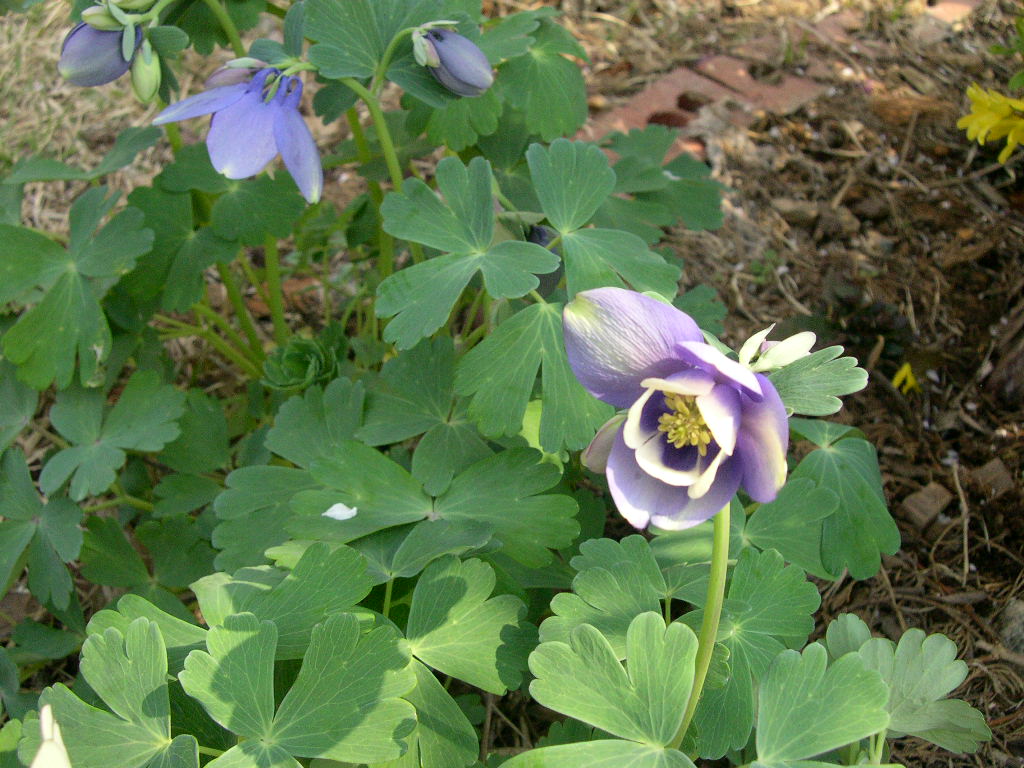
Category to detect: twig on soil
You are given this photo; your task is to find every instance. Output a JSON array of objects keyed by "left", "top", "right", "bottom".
[{"left": 950, "top": 462, "right": 971, "bottom": 586}]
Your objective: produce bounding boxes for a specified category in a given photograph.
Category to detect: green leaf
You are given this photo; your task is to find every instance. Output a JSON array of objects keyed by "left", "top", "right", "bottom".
[
  {"left": 791, "top": 437, "right": 899, "bottom": 580},
  {"left": 500, "top": 20, "right": 587, "bottom": 140},
  {"left": 682, "top": 549, "right": 820, "bottom": 759},
  {"left": 6, "top": 127, "right": 161, "bottom": 183},
  {"left": 0, "top": 449, "right": 82, "bottom": 609},
  {"left": 177, "top": 0, "right": 264, "bottom": 55},
  {"left": 856, "top": 629, "right": 991, "bottom": 752},
  {"left": 24, "top": 618, "right": 198, "bottom": 768},
  {"left": 530, "top": 612, "right": 697, "bottom": 747},
  {"left": 357, "top": 338, "right": 491, "bottom": 494},
  {"left": 80, "top": 516, "right": 150, "bottom": 587},
  {"left": 788, "top": 418, "right": 862, "bottom": 448},
  {"left": 191, "top": 542, "right": 372, "bottom": 659},
  {"left": 211, "top": 174, "right": 306, "bottom": 245},
  {"left": 559, "top": 228, "right": 680, "bottom": 298},
  {"left": 40, "top": 371, "right": 186, "bottom": 500},
  {"left": 352, "top": 518, "right": 493, "bottom": 584},
  {"left": 0, "top": 648, "right": 34, "bottom": 718},
  {"left": 398, "top": 660, "right": 479, "bottom": 768},
  {"left": 137, "top": 516, "right": 217, "bottom": 588},
  {"left": 650, "top": 153, "right": 725, "bottom": 232},
  {"left": 768, "top": 346, "right": 868, "bottom": 417},
  {"left": 539, "top": 536, "right": 666, "bottom": 658},
  {"left": 180, "top": 611, "right": 417, "bottom": 764},
  {"left": 526, "top": 140, "right": 615, "bottom": 233},
  {"left": 264, "top": 377, "right": 365, "bottom": 469},
  {"left": 504, "top": 740, "right": 696, "bottom": 768},
  {"left": 742, "top": 478, "right": 839, "bottom": 579},
  {"left": 153, "top": 473, "right": 221, "bottom": 517},
  {"left": 433, "top": 449, "right": 578, "bottom": 567},
  {"left": 0, "top": 359, "right": 37, "bottom": 453},
  {"left": 1, "top": 188, "right": 153, "bottom": 389},
  {"left": 673, "top": 286, "right": 726, "bottom": 336},
  {"left": 823, "top": 613, "right": 873, "bottom": 661},
  {"left": 88, "top": 594, "right": 207, "bottom": 675},
  {"left": 455, "top": 302, "right": 614, "bottom": 451},
  {"left": 755, "top": 644, "right": 889, "bottom": 764},
  {"left": 406, "top": 556, "right": 533, "bottom": 694},
  {"left": 377, "top": 157, "right": 559, "bottom": 348}
]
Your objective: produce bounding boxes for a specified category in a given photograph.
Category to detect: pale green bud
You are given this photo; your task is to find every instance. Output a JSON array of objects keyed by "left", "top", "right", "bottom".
[
  {"left": 110, "top": 0, "right": 156, "bottom": 11},
  {"left": 81, "top": 5, "right": 122, "bottom": 30},
  {"left": 131, "top": 39, "right": 161, "bottom": 103}
]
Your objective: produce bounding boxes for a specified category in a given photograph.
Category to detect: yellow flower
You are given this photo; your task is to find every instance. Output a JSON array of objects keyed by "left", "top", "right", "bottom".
[{"left": 958, "top": 83, "right": 1024, "bottom": 162}]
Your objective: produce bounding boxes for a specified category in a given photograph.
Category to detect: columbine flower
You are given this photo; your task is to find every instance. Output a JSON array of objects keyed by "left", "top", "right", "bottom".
[
  {"left": 153, "top": 67, "right": 322, "bottom": 203},
  {"left": 413, "top": 27, "right": 493, "bottom": 97},
  {"left": 58, "top": 22, "right": 141, "bottom": 87},
  {"left": 563, "top": 287, "right": 790, "bottom": 530},
  {"left": 958, "top": 83, "right": 1024, "bottom": 163},
  {"left": 30, "top": 705, "right": 71, "bottom": 768}
]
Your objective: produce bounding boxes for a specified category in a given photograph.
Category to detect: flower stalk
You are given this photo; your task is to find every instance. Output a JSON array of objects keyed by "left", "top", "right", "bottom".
[
  {"left": 263, "top": 235, "right": 289, "bottom": 346},
  {"left": 670, "top": 501, "right": 731, "bottom": 752},
  {"left": 201, "top": 0, "right": 245, "bottom": 57}
]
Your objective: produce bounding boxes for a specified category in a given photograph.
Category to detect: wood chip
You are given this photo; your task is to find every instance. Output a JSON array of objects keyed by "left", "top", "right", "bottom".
[
  {"left": 900, "top": 481, "right": 953, "bottom": 531},
  {"left": 970, "top": 458, "right": 1016, "bottom": 501}
]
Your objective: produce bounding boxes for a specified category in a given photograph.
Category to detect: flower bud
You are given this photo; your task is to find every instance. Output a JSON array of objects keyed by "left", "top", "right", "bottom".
[
  {"left": 109, "top": 0, "right": 156, "bottom": 11},
  {"left": 131, "top": 39, "right": 161, "bottom": 102},
  {"left": 80, "top": 5, "right": 122, "bottom": 30},
  {"left": 205, "top": 58, "right": 267, "bottom": 88},
  {"left": 419, "top": 28, "right": 493, "bottom": 98},
  {"left": 58, "top": 22, "right": 141, "bottom": 87}
]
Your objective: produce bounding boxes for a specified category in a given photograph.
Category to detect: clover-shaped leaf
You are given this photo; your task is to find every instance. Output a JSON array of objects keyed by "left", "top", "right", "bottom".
[
  {"left": 0, "top": 359, "right": 37, "bottom": 453},
  {"left": 377, "top": 156, "right": 559, "bottom": 348},
  {"left": 179, "top": 612, "right": 416, "bottom": 765},
  {"left": 768, "top": 346, "right": 868, "bottom": 417},
  {"left": 357, "top": 338, "right": 491, "bottom": 494},
  {"left": 823, "top": 615, "right": 991, "bottom": 753},
  {"left": 0, "top": 449, "right": 82, "bottom": 610},
  {"left": 39, "top": 371, "right": 186, "bottom": 501},
  {"left": 19, "top": 618, "right": 198, "bottom": 768},
  {"left": 0, "top": 187, "right": 153, "bottom": 389},
  {"left": 191, "top": 542, "right": 372, "bottom": 660},
  {"left": 406, "top": 556, "right": 533, "bottom": 694},
  {"left": 683, "top": 549, "right": 820, "bottom": 759},
  {"left": 520, "top": 612, "right": 697, "bottom": 768},
  {"left": 791, "top": 434, "right": 899, "bottom": 580},
  {"left": 540, "top": 536, "right": 666, "bottom": 658},
  {"left": 455, "top": 301, "right": 614, "bottom": 452},
  {"left": 754, "top": 643, "right": 889, "bottom": 766}
]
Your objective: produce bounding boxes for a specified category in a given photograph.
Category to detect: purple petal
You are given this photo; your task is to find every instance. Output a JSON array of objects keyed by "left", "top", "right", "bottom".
[
  {"left": 153, "top": 82, "right": 252, "bottom": 124},
  {"left": 207, "top": 89, "right": 279, "bottom": 179},
  {"left": 58, "top": 23, "right": 135, "bottom": 87},
  {"left": 273, "top": 80, "right": 323, "bottom": 204},
  {"left": 563, "top": 288, "right": 704, "bottom": 409},
  {"left": 676, "top": 341, "right": 763, "bottom": 400},
  {"left": 426, "top": 29, "right": 493, "bottom": 97},
  {"left": 697, "top": 384, "right": 741, "bottom": 456},
  {"left": 607, "top": 431, "right": 740, "bottom": 531},
  {"left": 735, "top": 374, "right": 789, "bottom": 502}
]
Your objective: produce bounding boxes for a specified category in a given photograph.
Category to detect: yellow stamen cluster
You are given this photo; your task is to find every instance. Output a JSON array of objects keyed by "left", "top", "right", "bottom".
[{"left": 657, "top": 393, "right": 713, "bottom": 455}]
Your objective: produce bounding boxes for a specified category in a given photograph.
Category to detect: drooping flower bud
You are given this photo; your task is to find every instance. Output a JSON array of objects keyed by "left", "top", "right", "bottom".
[
  {"left": 131, "top": 39, "right": 161, "bottom": 103},
  {"left": 80, "top": 5, "right": 122, "bottom": 31},
  {"left": 58, "top": 22, "right": 141, "bottom": 87},
  {"left": 416, "top": 28, "right": 493, "bottom": 98},
  {"left": 204, "top": 58, "right": 268, "bottom": 88}
]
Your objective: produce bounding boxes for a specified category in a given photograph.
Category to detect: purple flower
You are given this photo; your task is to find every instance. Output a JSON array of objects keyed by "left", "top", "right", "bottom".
[
  {"left": 153, "top": 68, "right": 322, "bottom": 204},
  {"left": 417, "top": 28, "right": 493, "bottom": 97},
  {"left": 58, "top": 23, "right": 141, "bottom": 87},
  {"left": 563, "top": 287, "right": 789, "bottom": 530}
]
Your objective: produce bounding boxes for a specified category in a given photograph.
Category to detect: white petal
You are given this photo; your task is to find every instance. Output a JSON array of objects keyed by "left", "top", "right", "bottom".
[
  {"left": 322, "top": 502, "right": 358, "bottom": 520},
  {"left": 738, "top": 324, "right": 774, "bottom": 367},
  {"left": 751, "top": 331, "right": 817, "bottom": 372},
  {"left": 623, "top": 387, "right": 659, "bottom": 449},
  {"left": 688, "top": 449, "right": 728, "bottom": 500}
]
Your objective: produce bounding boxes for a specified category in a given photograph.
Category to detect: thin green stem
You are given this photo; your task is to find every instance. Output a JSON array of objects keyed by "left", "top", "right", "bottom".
[
  {"left": 345, "top": 108, "right": 395, "bottom": 277},
  {"left": 382, "top": 579, "right": 394, "bottom": 619},
  {"left": 155, "top": 315, "right": 263, "bottom": 378},
  {"left": 216, "top": 263, "right": 264, "bottom": 358},
  {"left": 192, "top": 304, "right": 261, "bottom": 367},
  {"left": 85, "top": 495, "right": 154, "bottom": 513},
  {"left": 197, "top": 746, "right": 225, "bottom": 758},
  {"left": 342, "top": 79, "right": 405, "bottom": 193},
  {"left": 163, "top": 120, "right": 183, "bottom": 154},
  {"left": 262, "top": 0, "right": 285, "bottom": 17},
  {"left": 529, "top": 289, "right": 547, "bottom": 304},
  {"left": 201, "top": 0, "right": 245, "bottom": 57},
  {"left": 371, "top": 27, "right": 414, "bottom": 96},
  {"left": 870, "top": 731, "right": 887, "bottom": 764},
  {"left": 663, "top": 595, "right": 672, "bottom": 625},
  {"left": 669, "top": 502, "right": 731, "bottom": 751},
  {"left": 263, "top": 236, "right": 289, "bottom": 346}
]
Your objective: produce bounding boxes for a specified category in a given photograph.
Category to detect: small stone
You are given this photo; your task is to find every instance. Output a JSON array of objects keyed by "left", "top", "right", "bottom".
[
  {"left": 900, "top": 481, "right": 953, "bottom": 531},
  {"left": 970, "top": 458, "right": 1015, "bottom": 500},
  {"left": 772, "top": 198, "right": 819, "bottom": 225}
]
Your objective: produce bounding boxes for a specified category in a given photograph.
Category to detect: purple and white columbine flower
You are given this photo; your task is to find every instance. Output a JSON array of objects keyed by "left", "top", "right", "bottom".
[
  {"left": 153, "top": 67, "right": 322, "bottom": 204},
  {"left": 564, "top": 287, "right": 795, "bottom": 531}
]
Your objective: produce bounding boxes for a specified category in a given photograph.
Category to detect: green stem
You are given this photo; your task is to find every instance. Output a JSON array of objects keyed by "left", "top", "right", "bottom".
[
  {"left": 342, "top": 79, "right": 405, "bottom": 193},
  {"left": 200, "top": 0, "right": 245, "bottom": 57},
  {"left": 163, "top": 120, "right": 183, "bottom": 154},
  {"left": 217, "top": 263, "right": 264, "bottom": 358},
  {"left": 345, "top": 108, "right": 395, "bottom": 278},
  {"left": 197, "top": 746, "right": 225, "bottom": 758},
  {"left": 262, "top": 0, "right": 285, "bottom": 17},
  {"left": 84, "top": 495, "right": 154, "bottom": 513},
  {"left": 870, "top": 730, "right": 887, "bottom": 764},
  {"left": 371, "top": 27, "right": 414, "bottom": 96},
  {"left": 663, "top": 595, "right": 672, "bottom": 625},
  {"left": 192, "top": 304, "right": 261, "bottom": 367},
  {"left": 382, "top": 579, "right": 394, "bottom": 619},
  {"left": 155, "top": 315, "right": 263, "bottom": 378},
  {"left": 669, "top": 502, "right": 731, "bottom": 751},
  {"left": 263, "top": 236, "right": 289, "bottom": 346},
  {"left": 529, "top": 289, "right": 547, "bottom": 304}
]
